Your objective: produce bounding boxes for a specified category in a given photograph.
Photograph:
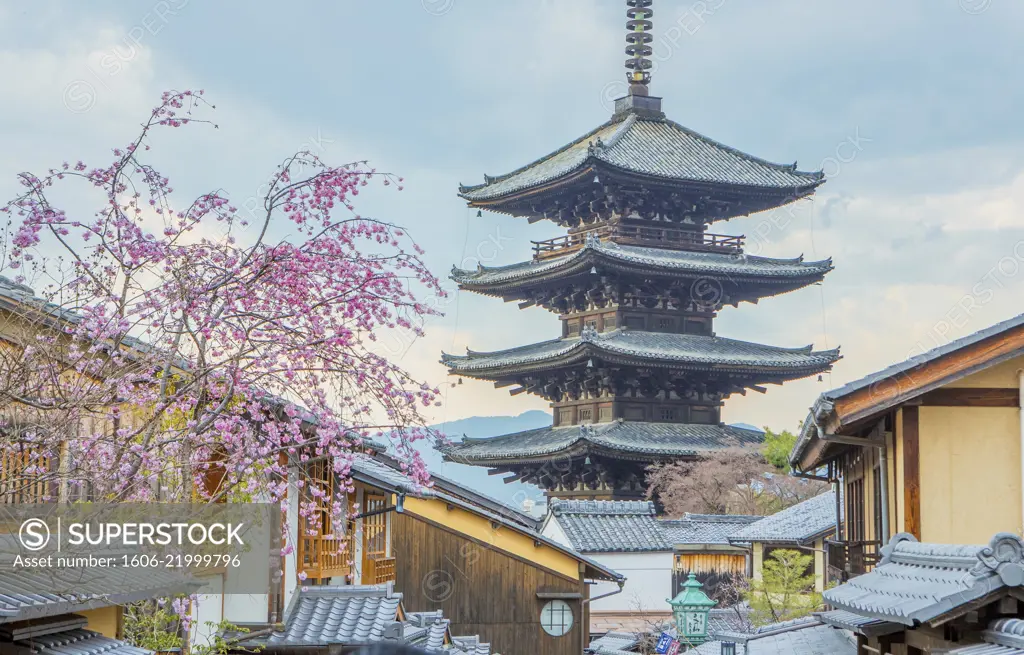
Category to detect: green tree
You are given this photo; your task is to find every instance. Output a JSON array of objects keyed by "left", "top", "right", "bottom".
[
  {"left": 743, "top": 548, "right": 823, "bottom": 626},
  {"left": 761, "top": 427, "right": 800, "bottom": 471}
]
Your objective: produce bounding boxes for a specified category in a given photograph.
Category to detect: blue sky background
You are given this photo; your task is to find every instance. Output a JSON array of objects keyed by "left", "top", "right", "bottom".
[{"left": 2, "top": 0, "right": 1024, "bottom": 442}]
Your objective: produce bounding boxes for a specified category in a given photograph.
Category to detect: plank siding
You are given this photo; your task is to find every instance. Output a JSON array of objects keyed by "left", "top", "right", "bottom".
[{"left": 392, "top": 513, "right": 586, "bottom": 655}]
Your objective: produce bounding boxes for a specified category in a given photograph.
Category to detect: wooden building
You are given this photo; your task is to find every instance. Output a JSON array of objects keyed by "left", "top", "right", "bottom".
[
  {"left": 664, "top": 513, "right": 760, "bottom": 598},
  {"left": 440, "top": 0, "right": 839, "bottom": 501},
  {"left": 790, "top": 312, "right": 1024, "bottom": 582}
]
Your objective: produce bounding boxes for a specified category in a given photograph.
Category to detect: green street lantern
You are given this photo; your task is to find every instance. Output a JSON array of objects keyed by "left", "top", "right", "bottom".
[{"left": 667, "top": 573, "right": 717, "bottom": 646}]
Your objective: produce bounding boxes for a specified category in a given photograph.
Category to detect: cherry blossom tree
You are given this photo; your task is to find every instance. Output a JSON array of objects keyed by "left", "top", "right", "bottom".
[{"left": 0, "top": 90, "right": 444, "bottom": 524}]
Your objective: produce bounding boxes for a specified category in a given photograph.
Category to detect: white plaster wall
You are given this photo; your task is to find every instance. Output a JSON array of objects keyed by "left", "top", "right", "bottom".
[
  {"left": 540, "top": 514, "right": 572, "bottom": 547},
  {"left": 190, "top": 576, "right": 224, "bottom": 649},
  {"left": 283, "top": 466, "right": 300, "bottom": 608},
  {"left": 585, "top": 551, "right": 674, "bottom": 613},
  {"left": 222, "top": 594, "right": 270, "bottom": 626}
]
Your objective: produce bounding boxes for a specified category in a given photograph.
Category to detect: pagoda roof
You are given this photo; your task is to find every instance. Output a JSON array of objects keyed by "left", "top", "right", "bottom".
[
  {"left": 451, "top": 240, "right": 832, "bottom": 293},
  {"left": 441, "top": 420, "right": 765, "bottom": 465},
  {"left": 441, "top": 328, "right": 840, "bottom": 379},
  {"left": 459, "top": 112, "right": 823, "bottom": 204}
]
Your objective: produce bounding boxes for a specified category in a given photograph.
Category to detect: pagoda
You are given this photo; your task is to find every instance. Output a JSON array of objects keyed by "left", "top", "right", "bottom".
[{"left": 440, "top": 0, "right": 840, "bottom": 501}]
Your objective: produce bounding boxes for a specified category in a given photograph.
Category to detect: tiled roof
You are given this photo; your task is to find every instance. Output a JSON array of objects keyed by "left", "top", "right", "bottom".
[
  {"left": 727, "top": 492, "right": 836, "bottom": 545},
  {"left": 451, "top": 241, "right": 832, "bottom": 289},
  {"left": 824, "top": 532, "right": 1024, "bottom": 626},
  {"left": 459, "top": 114, "right": 823, "bottom": 202},
  {"left": 816, "top": 610, "right": 902, "bottom": 638},
  {"left": 587, "top": 631, "right": 640, "bottom": 654},
  {"left": 442, "top": 329, "right": 840, "bottom": 376},
  {"left": 662, "top": 514, "right": 762, "bottom": 546},
  {"left": 268, "top": 585, "right": 403, "bottom": 646},
  {"left": 790, "top": 311, "right": 1024, "bottom": 467},
  {"left": 0, "top": 568, "right": 200, "bottom": 623},
  {"left": 348, "top": 453, "right": 430, "bottom": 495},
  {"left": 265, "top": 585, "right": 496, "bottom": 653},
  {"left": 948, "top": 619, "right": 1024, "bottom": 654},
  {"left": 692, "top": 618, "right": 854, "bottom": 655},
  {"left": 549, "top": 500, "right": 670, "bottom": 552},
  {"left": 7, "top": 629, "right": 152, "bottom": 655},
  {"left": 442, "top": 421, "right": 765, "bottom": 463}
]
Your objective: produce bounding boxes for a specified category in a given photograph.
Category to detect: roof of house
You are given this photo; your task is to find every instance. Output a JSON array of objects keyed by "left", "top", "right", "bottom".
[
  {"left": 459, "top": 113, "right": 823, "bottom": 203},
  {"left": 264, "top": 584, "right": 495, "bottom": 654},
  {"left": 587, "top": 631, "right": 640, "bottom": 655},
  {"left": 790, "top": 311, "right": 1024, "bottom": 469},
  {"left": 451, "top": 241, "right": 832, "bottom": 290},
  {"left": 442, "top": 329, "right": 840, "bottom": 378},
  {"left": 693, "top": 617, "right": 854, "bottom": 654},
  {"left": 824, "top": 532, "right": 1024, "bottom": 626},
  {"left": 948, "top": 619, "right": 1024, "bottom": 654},
  {"left": 346, "top": 454, "right": 624, "bottom": 582},
  {"left": 727, "top": 492, "right": 836, "bottom": 546},
  {"left": 662, "top": 514, "right": 762, "bottom": 546},
  {"left": 816, "top": 610, "right": 903, "bottom": 638},
  {"left": 548, "top": 500, "right": 670, "bottom": 553},
  {"left": 0, "top": 615, "right": 153, "bottom": 655},
  {"left": 0, "top": 568, "right": 200, "bottom": 623},
  {"left": 442, "top": 421, "right": 765, "bottom": 464}
]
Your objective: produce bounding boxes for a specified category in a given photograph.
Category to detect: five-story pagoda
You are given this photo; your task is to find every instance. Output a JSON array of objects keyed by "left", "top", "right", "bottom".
[{"left": 441, "top": 0, "right": 839, "bottom": 501}]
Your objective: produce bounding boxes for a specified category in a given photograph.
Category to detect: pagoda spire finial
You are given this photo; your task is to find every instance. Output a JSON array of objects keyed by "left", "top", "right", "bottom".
[{"left": 625, "top": 0, "right": 654, "bottom": 96}]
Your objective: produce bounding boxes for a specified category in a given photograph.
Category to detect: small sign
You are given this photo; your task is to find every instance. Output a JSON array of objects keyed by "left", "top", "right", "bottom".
[
  {"left": 666, "top": 640, "right": 681, "bottom": 655},
  {"left": 655, "top": 633, "right": 673, "bottom": 654}
]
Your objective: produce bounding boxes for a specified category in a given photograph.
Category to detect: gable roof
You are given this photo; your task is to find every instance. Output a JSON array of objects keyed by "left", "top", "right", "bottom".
[
  {"left": 727, "top": 492, "right": 836, "bottom": 546},
  {"left": 459, "top": 114, "right": 823, "bottom": 204},
  {"left": 791, "top": 311, "right": 1024, "bottom": 470},
  {"left": 548, "top": 500, "right": 670, "bottom": 553},
  {"left": 824, "top": 532, "right": 1024, "bottom": 626},
  {"left": 948, "top": 619, "right": 1024, "bottom": 654},
  {"left": 346, "top": 454, "right": 623, "bottom": 582}
]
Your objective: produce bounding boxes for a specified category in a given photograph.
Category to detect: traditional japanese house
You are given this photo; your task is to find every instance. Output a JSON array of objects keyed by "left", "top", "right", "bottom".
[
  {"left": 664, "top": 513, "right": 760, "bottom": 597},
  {"left": 819, "top": 531, "right": 1024, "bottom": 655},
  {"left": 789, "top": 312, "right": 1024, "bottom": 582},
  {"left": 441, "top": 0, "right": 840, "bottom": 501},
  {"left": 726, "top": 492, "right": 836, "bottom": 593}
]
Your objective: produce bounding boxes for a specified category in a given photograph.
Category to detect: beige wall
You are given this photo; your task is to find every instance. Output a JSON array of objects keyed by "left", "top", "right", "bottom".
[
  {"left": 752, "top": 543, "right": 763, "bottom": 580},
  {"left": 813, "top": 538, "right": 825, "bottom": 592},
  {"left": 919, "top": 405, "right": 1021, "bottom": 543},
  {"left": 947, "top": 356, "right": 1024, "bottom": 388},
  {"left": 81, "top": 606, "right": 121, "bottom": 638}
]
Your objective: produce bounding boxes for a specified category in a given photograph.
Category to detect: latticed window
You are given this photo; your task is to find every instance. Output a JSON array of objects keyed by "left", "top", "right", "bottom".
[
  {"left": 540, "top": 600, "right": 574, "bottom": 637},
  {"left": 659, "top": 408, "right": 675, "bottom": 421},
  {"left": 603, "top": 315, "right": 617, "bottom": 330},
  {"left": 578, "top": 408, "right": 593, "bottom": 423},
  {"left": 598, "top": 406, "right": 613, "bottom": 422},
  {"left": 691, "top": 406, "right": 714, "bottom": 424}
]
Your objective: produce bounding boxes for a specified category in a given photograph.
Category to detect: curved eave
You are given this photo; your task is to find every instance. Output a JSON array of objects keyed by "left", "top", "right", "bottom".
[
  {"left": 451, "top": 249, "right": 833, "bottom": 300},
  {"left": 461, "top": 156, "right": 822, "bottom": 217},
  {"left": 442, "top": 440, "right": 699, "bottom": 466},
  {"left": 441, "top": 339, "right": 841, "bottom": 383}
]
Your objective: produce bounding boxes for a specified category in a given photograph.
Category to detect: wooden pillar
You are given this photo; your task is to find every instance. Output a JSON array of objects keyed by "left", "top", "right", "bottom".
[{"left": 903, "top": 406, "right": 921, "bottom": 540}]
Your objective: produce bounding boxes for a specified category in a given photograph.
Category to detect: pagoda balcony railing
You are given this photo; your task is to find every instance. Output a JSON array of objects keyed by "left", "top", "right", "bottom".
[
  {"left": 531, "top": 224, "right": 744, "bottom": 260},
  {"left": 299, "top": 532, "right": 355, "bottom": 582},
  {"left": 825, "top": 539, "right": 881, "bottom": 585}
]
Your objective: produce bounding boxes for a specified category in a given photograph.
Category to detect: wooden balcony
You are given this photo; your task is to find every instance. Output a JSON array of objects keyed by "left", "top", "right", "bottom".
[
  {"left": 531, "top": 224, "right": 744, "bottom": 260},
  {"left": 825, "top": 539, "right": 881, "bottom": 585},
  {"left": 299, "top": 533, "right": 354, "bottom": 581},
  {"left": 364, "top": 554, "right": 397, "bottom": 585}
]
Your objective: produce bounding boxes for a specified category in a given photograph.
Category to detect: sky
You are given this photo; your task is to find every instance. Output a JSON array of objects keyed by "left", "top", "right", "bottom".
[{"left": 2, "top": 0, "right": 1023, "bottom": 436}]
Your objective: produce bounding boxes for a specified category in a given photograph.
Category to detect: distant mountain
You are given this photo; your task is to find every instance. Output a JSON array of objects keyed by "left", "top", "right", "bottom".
[{"left": 414, "top": 410, "right": 552, "bottom": 509}]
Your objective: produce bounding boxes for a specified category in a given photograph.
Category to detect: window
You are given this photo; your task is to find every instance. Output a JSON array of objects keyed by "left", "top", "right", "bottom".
[
  {"left": 657, "top": 317, "right": 674, "bottom": 331},
  {"left": 540, "top": 600, "right": 574, "bottom": 637},
  {"left": 599, "top": 406, "right": 613, "bottom": 422},
  {"left": 684, "top": 318, "right": 708, "bottom": 335},
  {"left": 585, "top": 319, "right": 598, "bottom": 332},
  {"left": 659, "top": 408, "right": 676, "bottom": 421},
  {"left": 578, "top": 408, "right": 593, "bottom": 423},
  {"left": 567, "top": 321, "right": 581, "bottom": 336},
  {"left": 558, "top": 408, "right": 574, "bottom": 426},
  {"left": 604, "top": 315, "right": 617, "bottom": 330}
]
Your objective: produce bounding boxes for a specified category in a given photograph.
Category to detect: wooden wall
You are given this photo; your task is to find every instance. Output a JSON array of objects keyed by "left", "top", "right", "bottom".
[{"left": 392, "top": 512, "right": 587, "bottom": 655}]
